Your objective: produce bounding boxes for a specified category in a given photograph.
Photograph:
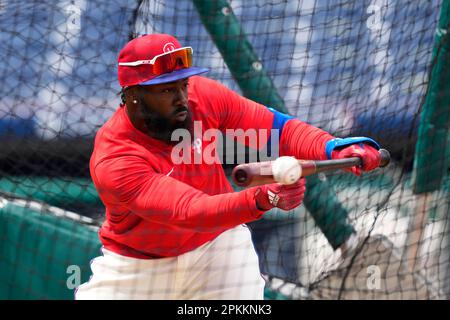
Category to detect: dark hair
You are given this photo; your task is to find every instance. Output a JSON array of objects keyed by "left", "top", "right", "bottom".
[
  {"left": 119, "top": 87, "right": 130, "bottom": 104},
  {"left": 120, "top": 89, "right": 126, "bottom": 104}
]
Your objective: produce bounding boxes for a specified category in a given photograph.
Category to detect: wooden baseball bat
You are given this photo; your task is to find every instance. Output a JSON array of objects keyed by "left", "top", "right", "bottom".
[{"left": 232, "top": 149, "right": 390, "bottom": 187}]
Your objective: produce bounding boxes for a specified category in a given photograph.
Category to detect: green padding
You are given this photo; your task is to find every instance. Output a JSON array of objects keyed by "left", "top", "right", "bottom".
[
  {"left": 0, "top": 199, "right": 101, "bottom": 299},
  {"left": 412, "top": 0, "right": 450, "bottom": 193},
  {"left": 0, "top": 177, "right": 102, "bottom": 208}
]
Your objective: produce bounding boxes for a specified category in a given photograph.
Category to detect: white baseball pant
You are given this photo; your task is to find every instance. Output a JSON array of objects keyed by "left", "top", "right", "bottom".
[{"left": 75, "top": 224, "right": 266, "bottom": 300}]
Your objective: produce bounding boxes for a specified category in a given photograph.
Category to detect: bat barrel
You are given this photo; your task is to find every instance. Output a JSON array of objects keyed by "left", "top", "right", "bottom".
[{"left": 231, "top": 161, "right": 275, "bottom": 187}]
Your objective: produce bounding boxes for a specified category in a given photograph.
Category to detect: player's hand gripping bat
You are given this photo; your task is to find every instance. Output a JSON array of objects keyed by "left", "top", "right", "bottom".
[{"left": 232, "top": 149, "right": 390, "bottom": 187}]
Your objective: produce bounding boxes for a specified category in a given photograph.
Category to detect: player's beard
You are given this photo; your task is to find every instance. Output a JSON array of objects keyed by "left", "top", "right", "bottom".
[{"left": 139, "top": 102, "right": 193, "bottom": 145}]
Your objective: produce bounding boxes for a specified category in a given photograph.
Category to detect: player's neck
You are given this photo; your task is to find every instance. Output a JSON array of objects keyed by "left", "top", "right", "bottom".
[{"left": 125, "top": 103, "right": 150, "bottom": 135}]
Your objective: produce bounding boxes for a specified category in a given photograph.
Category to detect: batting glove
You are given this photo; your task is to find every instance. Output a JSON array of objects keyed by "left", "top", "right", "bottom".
[
  {"left": 254, "top": 178, "right": 306, "bottom": 211},
  {"left": 332, "top": 143, "right": 381, "bottom": 176}
]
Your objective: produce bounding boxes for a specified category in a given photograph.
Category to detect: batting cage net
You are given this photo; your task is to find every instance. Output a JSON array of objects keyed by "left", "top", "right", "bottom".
[{"left": 0, "top": 0, "right": 448, "bottom": 299}]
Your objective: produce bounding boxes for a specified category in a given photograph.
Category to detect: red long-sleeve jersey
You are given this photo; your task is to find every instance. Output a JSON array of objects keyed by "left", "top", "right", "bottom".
[{"left": 91, "top": 76, "right": 333, "bottom": 258}]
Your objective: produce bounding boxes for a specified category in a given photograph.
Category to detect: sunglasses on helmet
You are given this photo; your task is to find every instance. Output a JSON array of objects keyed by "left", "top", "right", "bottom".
[{"left": 118, "top": 47, "right": 193, "bottom": 76}]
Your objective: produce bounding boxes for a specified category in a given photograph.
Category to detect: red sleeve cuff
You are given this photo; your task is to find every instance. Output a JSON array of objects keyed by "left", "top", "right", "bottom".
[{"left": 244, "top": 186, "right": 268, "bottom": 220}]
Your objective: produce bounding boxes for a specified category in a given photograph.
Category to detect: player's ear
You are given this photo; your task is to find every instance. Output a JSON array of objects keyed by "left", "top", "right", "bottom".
[{"left": 123, "top": 86, "right": 139, "bottom": 105}]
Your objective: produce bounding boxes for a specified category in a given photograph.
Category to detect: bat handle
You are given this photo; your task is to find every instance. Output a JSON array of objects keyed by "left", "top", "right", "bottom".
[
  {"left": 308, "top": 148, "right": 390, "bottom": 174},
  {"left": 344, "top": 148, "right": 390, "bottom": 168}
]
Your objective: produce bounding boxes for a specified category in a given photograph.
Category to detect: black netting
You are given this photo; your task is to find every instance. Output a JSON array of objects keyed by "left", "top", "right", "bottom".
[{"left": 0, "top": 0, "right": 448, "bottom": 299}]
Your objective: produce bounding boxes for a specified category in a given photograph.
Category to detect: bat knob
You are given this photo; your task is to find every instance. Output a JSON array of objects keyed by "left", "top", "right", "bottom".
[
  {"left": 379, "top": 149, "right": 390, "bottom": 167},
  {"left": 233, "top": 168, "right": 249, "bottom": 185}
]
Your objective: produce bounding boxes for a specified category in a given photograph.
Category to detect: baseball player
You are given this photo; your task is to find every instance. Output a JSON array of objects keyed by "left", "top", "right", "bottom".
[{"left": 75, "top": 34, "right": 382, "bottom": 300}]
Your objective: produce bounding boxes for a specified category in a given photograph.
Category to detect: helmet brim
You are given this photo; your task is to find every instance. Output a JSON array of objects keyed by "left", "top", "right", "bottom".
[{"left": 139, "top": 67, "right": 209, "bottom": 85}]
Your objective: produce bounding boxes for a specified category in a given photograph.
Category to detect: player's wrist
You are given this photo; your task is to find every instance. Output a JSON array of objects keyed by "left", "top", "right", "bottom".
[
  {"left": 255, "top": 200, "right": 269, "bottom": 211},
  {"left": 241, "top": 186, "right": 271, "bottom": 219},
  {"left": 326, "top": 137, "right": 380, "bottom": 160},
  {"left": 253, "top": 187, "right": 274, "bottom": 211}
]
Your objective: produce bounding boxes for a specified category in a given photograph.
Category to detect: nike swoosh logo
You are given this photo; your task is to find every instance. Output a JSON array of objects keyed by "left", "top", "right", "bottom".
[{"left": 166, "top": 167, "right": 174, "bottom": 176}]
